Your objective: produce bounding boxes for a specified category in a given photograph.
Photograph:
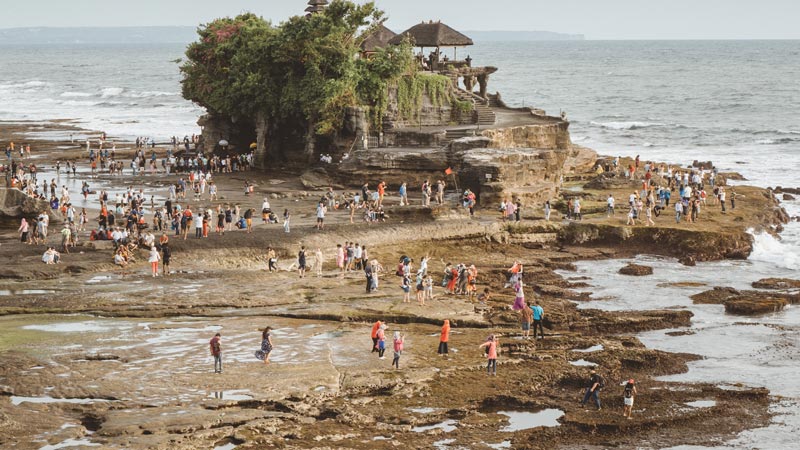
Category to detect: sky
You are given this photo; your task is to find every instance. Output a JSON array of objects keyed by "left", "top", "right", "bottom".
[{"left": 1, "top": 0, "right": 799, "bottom": 40}]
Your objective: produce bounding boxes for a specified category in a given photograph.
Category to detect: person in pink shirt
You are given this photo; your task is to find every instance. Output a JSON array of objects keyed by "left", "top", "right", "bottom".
[
  {"left": 391, "top": 331, "right": 404, "bottom": 369},
  {"left": 479, "top": 334, "right": 499, "bottom": 376}
]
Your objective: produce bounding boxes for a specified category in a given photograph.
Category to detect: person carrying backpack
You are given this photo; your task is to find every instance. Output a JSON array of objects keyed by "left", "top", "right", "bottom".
[{"left": 580, "top": 369, "right": 604, "bottom": 410}]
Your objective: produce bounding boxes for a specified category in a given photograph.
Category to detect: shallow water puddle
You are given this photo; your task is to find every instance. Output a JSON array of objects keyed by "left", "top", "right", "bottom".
[
  {"left": 208, "top": 390, "right": 253, "bottom": 401},
  {"left": 408, "top": 407, "right": 438, "bottom": 414},
  {"left": 685, "top": 400, "right": 716, "bottom": 408},
  {"left": 0, "top": 289, "right": 55, "bottom": 296},
  {"left": 39, "top": 438, "right": 101, "bottom": 449},
  {"left": 11, "top": 396, "right": 110, "bottom": 406},
  {"left": 573, "top": 344, "right": 604, "bottom": 353},
  {"left": 487, "top": 441, "right": 512, "bottom": 449},
  {"left": 569, "top": 359, "right": 598, "bottom": 367},
  {"left": 412, "top": 419, "right": 458, "bottom": 433},
  {"left": 498, "top": 409, "right": 564, "bottom": 431}
]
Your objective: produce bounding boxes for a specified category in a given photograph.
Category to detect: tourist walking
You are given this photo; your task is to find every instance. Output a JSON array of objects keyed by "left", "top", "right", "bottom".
[
  {"left": 438, "top": 319, "right": 450, "bottom": 356},
  {"left": 255, "top": 327, "right": 273, "bottom": 365},
  {"left": 298, "top": 246, "right": 307, "bottom": 278},
  {"left": 148, "top": 245, "right": 160, "bottom": 277},
  {"left": 370, "top": 320, "right": 382, "bottom": 353},
  {"left": 267, "top": 247, "right": 277, "bottom": 272},
  {"left": 283, "top": 208, "right": 290, "bottom": 233},
  {"left": 580, "top": 369, "right": 604, "bottom": 410},
  {"left": 622, "top": 379, "right": 637, "bottom": 419},
  {"left": 161, "top": 242, "right": 171, "bottom": 276},
  {"left": 544, "top": 200, "right": 551, "bottom": 221},
  {"left": 531, "top": 301, "right": 545, "bottom": 339},
  {"left": 18, "top": 217, "right": 29, "bottom": 243},
  {"left": 375, "top": 323, "right": 387, "bottom": 359},
  {"left": 210, "top": 333, "right": 222, "bottom": 373},
  {"left": 391, "top": 331, "right": 404, "bottom": 369},
  {"left": 521, "top": 303, "right": 532, "bottom": 339},
  {"left": 479, "top": 335, "right": 499, "bottom": 376}
]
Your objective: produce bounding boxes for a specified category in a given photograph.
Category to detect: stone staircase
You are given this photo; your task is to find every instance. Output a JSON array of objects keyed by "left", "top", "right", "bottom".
[
  {"left": 474, "top": 102, "right": 496, "bottom": 126},
  {"left": 453, "top": 87, "right": 496, "bottom": 126}
]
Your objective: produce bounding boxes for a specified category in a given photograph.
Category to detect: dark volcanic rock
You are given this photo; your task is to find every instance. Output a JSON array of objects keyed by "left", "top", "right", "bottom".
[
  {"left": 679, "top": 256, "right": 697, "bottom": 266},
  {"left": 752, "top": 278, "right": 800, "bottom": 290},
  {"left": 619, "top": 263, "right": 654, "bottom": 276},
  {"left": 783, "top": 193, "right": 796, "bottom": 201}
]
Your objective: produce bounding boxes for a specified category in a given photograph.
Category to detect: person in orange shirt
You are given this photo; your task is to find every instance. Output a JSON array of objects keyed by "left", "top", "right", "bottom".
[
  {"left": 438, "top": 319, "right": 450, "bottom": 356},
  {"left": 377, "top": 181, "right": 386, "bottom": 207},
  {"left": 370, "top": 320, "right": 382, "bottom": 353}
]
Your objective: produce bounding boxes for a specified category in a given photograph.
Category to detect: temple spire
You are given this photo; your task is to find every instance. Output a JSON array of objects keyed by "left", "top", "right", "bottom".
[{"left": 305, "top": 0, "right": 329, "bottom": 16}]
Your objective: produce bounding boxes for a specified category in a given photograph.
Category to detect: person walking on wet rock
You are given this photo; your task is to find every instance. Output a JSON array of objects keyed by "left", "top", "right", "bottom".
[
  {"left": 371, "top": 320, "right": 382, "bottom": 353},
  {"left": 479, "top": 334, "right": 499, "bottom": 376},
  {"left": 392, "top": 331, "right": 404, "bottom": 369},
  {"left": 531, "top": 301, "right": 545, "bottom": 340},
  {"left": 580, "top": 369, "right": 604, "bottom": 410},
  {"left": 298, "top": 246, "right": 307, "bottom": 278},
  {"left": 622, "top": 379, "right": 637, "bottom": 419},
  {"left": 255, "top": 327, "right": 273, "bottom": 365},
  {"left": 438, "top": 319, "right": 450, "bottom": 356},
  {"left": 376, "top": 323, "right": 387, "bottom": 359},
  {"left": 210, "top": 332, "right": 222, "bottom": 373}
]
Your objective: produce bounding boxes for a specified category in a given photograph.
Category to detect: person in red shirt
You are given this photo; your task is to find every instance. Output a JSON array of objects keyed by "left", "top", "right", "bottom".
[
  {"left": 209, "top": 333, "right": 222, "bottom": 373},
  {"left": 370, "top": 320, "right": 382, "bottom": 353},
  {"left": 479, "top": 334, "right": 499, "bottom": 376}
]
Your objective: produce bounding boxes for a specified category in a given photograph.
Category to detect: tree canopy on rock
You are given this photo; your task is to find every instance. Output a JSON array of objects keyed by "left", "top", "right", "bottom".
[{"left": 180, "top": 1, "right": 414, "bottom": 159}]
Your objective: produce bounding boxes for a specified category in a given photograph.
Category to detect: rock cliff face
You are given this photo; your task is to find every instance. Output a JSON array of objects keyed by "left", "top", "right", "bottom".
[{"left": 480, "top": 121, "right": 571, "bottom": 150}]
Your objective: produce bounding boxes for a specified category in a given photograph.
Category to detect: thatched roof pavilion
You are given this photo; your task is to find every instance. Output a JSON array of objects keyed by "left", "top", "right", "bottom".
[
  {"left": 360, "top": 24, "right": 398, "bottom": 53},
  {"left": 388, "top": 21, "right": 473, "bottom": 48}
]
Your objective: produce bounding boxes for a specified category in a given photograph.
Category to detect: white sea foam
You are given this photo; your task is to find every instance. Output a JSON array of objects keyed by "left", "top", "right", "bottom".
[
  {"left": 747, "top": 228, "right": 800, "bottom": 271},
  {"left": 590, "top": 121, "right": 663, "bottom": 130},
  {"left": 59, "top": 91, "right": 93, "bottom": 98},
  {"left": 100, "top": 87, "right": 125, "bottom": 98}
]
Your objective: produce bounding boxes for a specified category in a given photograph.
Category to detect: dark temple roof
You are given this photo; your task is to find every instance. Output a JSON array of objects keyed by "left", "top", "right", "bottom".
[
  {"left": 360, "top": 24, "right": 398, "bottom": 52},
  {"left": 388, "top": 21, "right": 474, "bottom": 47}
]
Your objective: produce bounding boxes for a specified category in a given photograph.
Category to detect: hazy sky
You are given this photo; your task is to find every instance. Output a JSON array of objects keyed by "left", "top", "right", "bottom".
[{"left": 2, "top": 0, "right": 800, "bottom": 40}]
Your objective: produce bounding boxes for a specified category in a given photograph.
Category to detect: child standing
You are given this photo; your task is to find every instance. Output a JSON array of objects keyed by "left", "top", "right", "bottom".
[
  {"left": 209, "top": 332, "right": 222, "bottom": 373},
  {"left": 391, "top": 331, "right": 404, "bottom": 369},
  {"left": 479, "top": 335, "right": 499, "bottom": 376}
]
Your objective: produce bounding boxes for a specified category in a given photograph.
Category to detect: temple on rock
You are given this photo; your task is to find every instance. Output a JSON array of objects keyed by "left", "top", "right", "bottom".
[{"left": 195, "top": 7, "right": 596, "bottom": 207}]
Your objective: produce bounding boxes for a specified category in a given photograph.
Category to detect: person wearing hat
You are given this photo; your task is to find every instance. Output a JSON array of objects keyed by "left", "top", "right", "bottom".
[{"left": 623, "top": 379, "right": 637, "bottom": 419}]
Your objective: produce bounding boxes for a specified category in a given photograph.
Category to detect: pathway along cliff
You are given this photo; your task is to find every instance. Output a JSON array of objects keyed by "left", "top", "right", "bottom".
[{"left": 0, "top": 121, "right": 793, "bottom": 449}]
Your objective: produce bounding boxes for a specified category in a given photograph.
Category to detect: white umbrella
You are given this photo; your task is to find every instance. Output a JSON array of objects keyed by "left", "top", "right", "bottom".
[{"left": 218, "top": 140, "right": 229, "bottom": 146}]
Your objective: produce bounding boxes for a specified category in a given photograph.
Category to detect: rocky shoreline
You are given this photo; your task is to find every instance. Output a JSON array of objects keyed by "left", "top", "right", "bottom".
[{"left": 0, "top": 121, "right": 792, "bottom": 449}]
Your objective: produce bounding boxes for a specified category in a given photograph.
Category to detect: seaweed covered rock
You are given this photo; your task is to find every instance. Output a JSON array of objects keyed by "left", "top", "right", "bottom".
[
  {"left": 724, "top": 297, "right": 788, "bottom": 315},
  {"left": 619, "top": 263, "right": 654, "bottom": 276},
  {"left": 752, "top": 278, "right": 800, "bottom": 290}
]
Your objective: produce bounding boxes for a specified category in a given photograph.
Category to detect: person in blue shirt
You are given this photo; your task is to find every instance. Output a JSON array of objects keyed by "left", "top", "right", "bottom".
[{"left": 531, "top": 300, "right": 545, "bottom": 339}]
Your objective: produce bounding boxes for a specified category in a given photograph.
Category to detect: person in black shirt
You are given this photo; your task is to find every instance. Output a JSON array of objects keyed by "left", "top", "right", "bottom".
[{"left": 580, "top": 369, "right": 603, "bottom": 410}]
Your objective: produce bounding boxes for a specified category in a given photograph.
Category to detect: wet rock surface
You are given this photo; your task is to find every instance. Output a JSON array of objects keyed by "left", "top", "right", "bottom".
[
  {"left": 0, "top": 122, "right": 784, "bottom": 449},
  {"left": 618, "top": 263, "right": 654, "bottom": 276}
]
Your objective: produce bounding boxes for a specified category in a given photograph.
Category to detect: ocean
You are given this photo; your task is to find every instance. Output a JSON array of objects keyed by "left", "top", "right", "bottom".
[{"left": 1, "top": 39, "right": 799, "bottom": 448}]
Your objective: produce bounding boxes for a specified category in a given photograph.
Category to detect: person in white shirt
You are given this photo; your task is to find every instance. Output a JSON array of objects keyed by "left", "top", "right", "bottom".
[{"left": 607, "top": 195, "right": 615, "bottom": 217}]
